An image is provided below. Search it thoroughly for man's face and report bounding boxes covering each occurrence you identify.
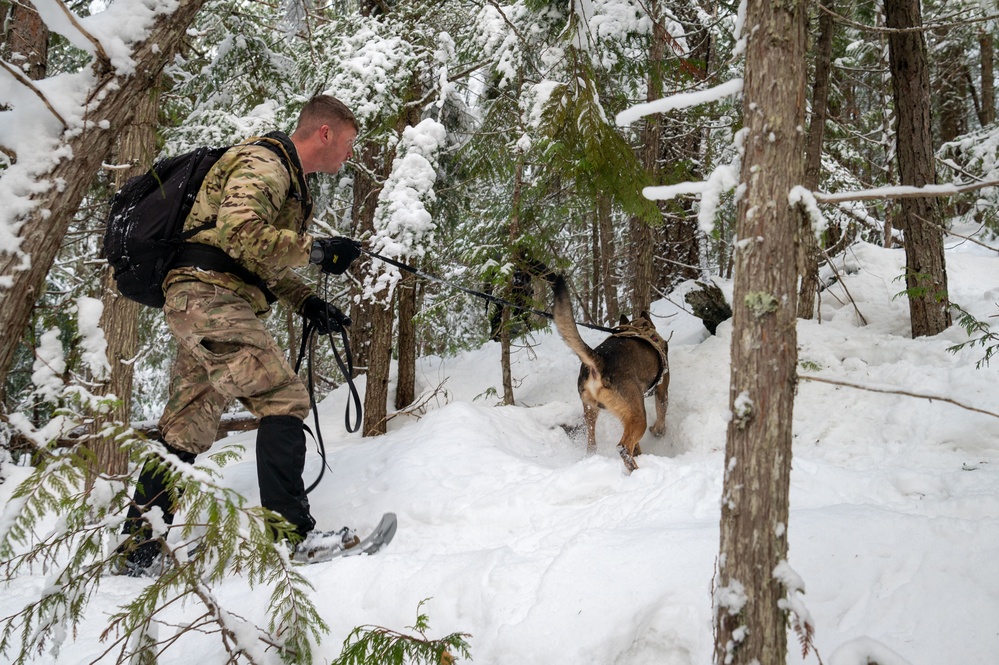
[319,124,357,174]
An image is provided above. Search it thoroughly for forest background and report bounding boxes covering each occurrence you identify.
[2,0,999,664]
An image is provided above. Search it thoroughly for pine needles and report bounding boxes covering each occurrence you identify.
[0,434,326,665]
[331,599,472,665]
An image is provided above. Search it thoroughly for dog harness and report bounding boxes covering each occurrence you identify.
[611,321,669,395]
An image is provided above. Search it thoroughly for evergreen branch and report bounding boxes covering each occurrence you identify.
[331,599,472,665]
[947,303,999,369]
[1,435,329,665]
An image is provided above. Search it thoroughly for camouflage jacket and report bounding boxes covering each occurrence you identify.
[164,132,315,315]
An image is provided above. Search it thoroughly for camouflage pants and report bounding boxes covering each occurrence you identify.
[158,280,310,454]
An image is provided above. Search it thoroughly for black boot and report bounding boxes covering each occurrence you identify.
[256,415,316,540]
[117,441,196,576]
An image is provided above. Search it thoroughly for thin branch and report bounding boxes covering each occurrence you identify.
[53,0,111,64]
[819,243,868,326]
[798,374,999,420]
[813,179,999,204]
[817,3,999,35]
[0,59,68,128]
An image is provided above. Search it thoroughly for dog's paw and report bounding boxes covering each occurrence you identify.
[618,445,639,473]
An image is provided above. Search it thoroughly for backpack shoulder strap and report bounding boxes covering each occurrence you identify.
[239,132,313,222]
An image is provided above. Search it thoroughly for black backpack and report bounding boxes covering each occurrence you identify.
[103,134,301,308]
[103,146,230,307]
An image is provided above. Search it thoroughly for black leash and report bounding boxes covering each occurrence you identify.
[357,247,618,334]
[296,247,614,492]
[295,316,362,493]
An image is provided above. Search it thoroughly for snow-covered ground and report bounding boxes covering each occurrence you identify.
[3,228,999,664]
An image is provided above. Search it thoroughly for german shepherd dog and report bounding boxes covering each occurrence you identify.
[551,276,669,472]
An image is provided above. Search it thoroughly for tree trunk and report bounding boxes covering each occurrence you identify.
[713,1,807,664]
[590,212,601,322]
[91,86,162,478]
[363,297,394,436]
[597,193,619,324]
[798,0,836,319]
[353,139,389,435]
[885,0,951,337]
[394,270,416,410]
[628,0,665,317]
[980,30,995,127]
[349,142,382,379]
[0,0,209,388]
[1,0,47,81]
[655,0,706,295]
[500,151,524,406]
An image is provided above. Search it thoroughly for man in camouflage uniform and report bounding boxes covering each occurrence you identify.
[119,95,363,574]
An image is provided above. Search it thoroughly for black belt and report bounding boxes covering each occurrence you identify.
[173,243,278,304]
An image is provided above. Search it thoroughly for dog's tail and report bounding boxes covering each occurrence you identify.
[551,275,601,371]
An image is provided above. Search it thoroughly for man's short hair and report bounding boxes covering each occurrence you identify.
[296,95,359,136]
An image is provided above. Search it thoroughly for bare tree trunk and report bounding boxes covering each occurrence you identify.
[91,87,162,478]
[655,0,706,295]
[0,0,47,408]
[885,0,951,337]
[353,139,390,435]
[590,212,601,322]
[0,0,209,387]
[597,193,619,324]
[363,297,394,436]
[499,306,513,405]
[628,0,665,317]
[980,30,995,127]
[1,0,47,81]
[798,0,836,319]
[359,66,424,434]
[713,0,807,663]
[349,142,382,379]
[500,152,524,406]
[394,270,416,410]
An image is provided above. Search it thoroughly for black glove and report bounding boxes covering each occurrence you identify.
[310,237,361,274]
[300,296,351,335]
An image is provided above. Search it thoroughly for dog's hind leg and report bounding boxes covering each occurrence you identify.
[649,377,669,438]
[615,401,648,473]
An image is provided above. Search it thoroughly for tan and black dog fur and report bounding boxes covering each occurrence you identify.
[551,276,669,473]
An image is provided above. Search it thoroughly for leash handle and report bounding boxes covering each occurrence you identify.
[295,318,363,494]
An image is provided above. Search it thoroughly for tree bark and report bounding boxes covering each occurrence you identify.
[349,142,382,379]
[713,1,807,664]
[798,0,836,319]
[885,0,951,337]
[394,270,416,410]
[500,150,525,406]
[597,193,619,324]
[1,0,48,81]
[91,86,162,478]
[980,30,995,127]
[363,296,394,436]
[0,0,209,388]
[353,140,389,435]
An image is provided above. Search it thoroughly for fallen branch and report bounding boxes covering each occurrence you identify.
[798,373,999,420]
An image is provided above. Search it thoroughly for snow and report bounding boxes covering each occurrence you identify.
[3,226,999,664]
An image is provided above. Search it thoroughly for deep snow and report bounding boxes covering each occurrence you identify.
[2,228,999,664]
